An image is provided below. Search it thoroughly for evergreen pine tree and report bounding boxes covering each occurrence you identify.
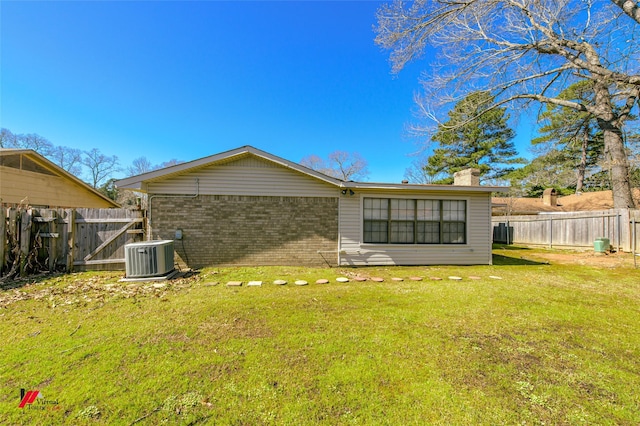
[425,91,523,184]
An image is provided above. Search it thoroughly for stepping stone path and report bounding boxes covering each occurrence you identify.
[219,275,495,287]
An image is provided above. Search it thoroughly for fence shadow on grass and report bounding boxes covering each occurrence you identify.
[0,272,70,291]
[492,253,549,266]
[492,244,535,251]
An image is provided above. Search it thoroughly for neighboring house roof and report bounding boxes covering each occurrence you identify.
[115,145,503,193]
[0,148,120,208]
[492,189,640,215]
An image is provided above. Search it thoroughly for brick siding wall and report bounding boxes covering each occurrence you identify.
[151,195,339,267]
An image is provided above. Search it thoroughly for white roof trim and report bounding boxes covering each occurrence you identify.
[114,145,344,190]
[342,181,505,193]
[113,145,507,193]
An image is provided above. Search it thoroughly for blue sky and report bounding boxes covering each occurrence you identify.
[1,0,536,183]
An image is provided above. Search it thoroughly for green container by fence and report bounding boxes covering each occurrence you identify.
[594,238,610,253]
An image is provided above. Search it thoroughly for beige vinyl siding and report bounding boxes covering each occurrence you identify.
[0,166,115,208]
[147,157,337,197]
[338,189,493,265]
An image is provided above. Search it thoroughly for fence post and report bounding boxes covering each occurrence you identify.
[48,210,58,271]
[20,209,32,276]
[633,216,637,268]
[621,209,630,252]
[616,210,621,252]
[549,217,553,248]
[0,208,6,274]
[67,209,76,272]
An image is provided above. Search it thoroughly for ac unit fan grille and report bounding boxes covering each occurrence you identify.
[125,240,174,278]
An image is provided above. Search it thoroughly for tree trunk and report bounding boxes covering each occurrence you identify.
[598,120,636,208]
[592,82,636,209]
[576,128,588,193]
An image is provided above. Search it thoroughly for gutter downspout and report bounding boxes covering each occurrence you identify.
[336,182,354,266]
[147,178,199,240]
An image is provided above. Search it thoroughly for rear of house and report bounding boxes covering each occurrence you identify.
[115,146,499,268]
[338,185,494,266]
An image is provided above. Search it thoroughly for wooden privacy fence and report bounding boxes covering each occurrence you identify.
[492,208,640,253]
[1,208,145,278]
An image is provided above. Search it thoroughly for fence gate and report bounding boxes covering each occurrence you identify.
[71,208,145,271]
[1,208,145,276]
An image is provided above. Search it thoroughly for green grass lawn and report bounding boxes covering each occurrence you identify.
[1,247,639,425]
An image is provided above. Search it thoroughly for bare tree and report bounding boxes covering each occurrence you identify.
[127,156,184,177]
[2,128,81,175]
[19,133,54,157]
[301,151,369,181]
[158,159,182,168]
[300,154,331,175]
[49,145,83,176]
[127,156,154,177]
[82,148,120,188]
[328,151,369,181]
[0,129,54,157]
[404,156,447,183]
[376,0,640,208]
[121,156,184,209]
[0,128,18,147]
[611,0,640,23]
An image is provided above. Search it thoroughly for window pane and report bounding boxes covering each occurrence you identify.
[364,220,388,243]
[364,198,388,220]
[443,222,465,244]
[390,221,414,243]
[443,200,466,221]
[390,199,415,220]
[364,198,466,245]
[417,222,440,243]
[417,200,440,220]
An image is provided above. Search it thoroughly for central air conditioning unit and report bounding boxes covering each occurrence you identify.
[125,240,175,278]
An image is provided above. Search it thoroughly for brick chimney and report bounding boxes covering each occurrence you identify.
[542,188,558,206]
[453,168,480,186]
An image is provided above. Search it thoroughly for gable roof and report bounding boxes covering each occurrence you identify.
[0,148,120,208]
[115,145,344,190]
[115,145,504,193]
